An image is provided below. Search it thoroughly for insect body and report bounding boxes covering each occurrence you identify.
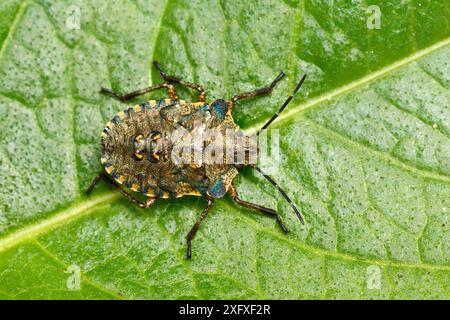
[87,61,307,258]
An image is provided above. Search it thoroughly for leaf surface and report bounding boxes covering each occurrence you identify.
[0,0,449,299]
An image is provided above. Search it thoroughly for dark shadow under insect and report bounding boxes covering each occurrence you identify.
[86,61,307,259]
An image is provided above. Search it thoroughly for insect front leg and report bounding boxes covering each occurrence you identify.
[85,173,156,208]
[186,197,214,259]
[230,71,286,106]
[228,184,288,234]
[100,82,178,102]
[153,61,206,102]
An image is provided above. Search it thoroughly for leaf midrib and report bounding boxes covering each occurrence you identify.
[33,239,125,300]
[0,193,119,252]
[246,37,450,132]
[1,191,448,273]
[244,36,450,184]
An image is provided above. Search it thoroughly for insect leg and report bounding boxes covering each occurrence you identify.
[100,82,178,102]
[230,71,285,105]
[85,173,156,208]
[153,61,206,102]
[186,197,214,259]
[228,184,289,234]
[85,173,103,195]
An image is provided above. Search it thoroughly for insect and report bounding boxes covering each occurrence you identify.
[86,61,307,258]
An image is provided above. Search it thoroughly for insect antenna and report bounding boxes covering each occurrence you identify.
[254,165,305,225]
[256,74,307,136]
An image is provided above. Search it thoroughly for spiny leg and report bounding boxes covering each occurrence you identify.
[230,71,286,106]
[228,184,288,233]
[186,197,214,259]
[100,82,178,102]
[85,173,156,208]
[153,61,206,102]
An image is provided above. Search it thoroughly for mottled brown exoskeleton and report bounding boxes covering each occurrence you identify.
[87,61,307,258]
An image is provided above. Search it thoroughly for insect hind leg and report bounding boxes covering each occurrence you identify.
[186,197,214,259]
[100,82,178,102]
[85,173,156,209]
[229,184,288,234]
[153,61,206,102]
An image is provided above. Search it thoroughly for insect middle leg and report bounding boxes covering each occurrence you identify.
[153,61,206,102]
[228,184,288,233]
[100,82,178,102]
[230,71,286,105]
[186,197,214,259]
[86,173,156,208]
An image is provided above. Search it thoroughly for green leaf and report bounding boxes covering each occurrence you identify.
[0,0,449,299]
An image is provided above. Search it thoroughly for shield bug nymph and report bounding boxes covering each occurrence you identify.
[86,61,307,258]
